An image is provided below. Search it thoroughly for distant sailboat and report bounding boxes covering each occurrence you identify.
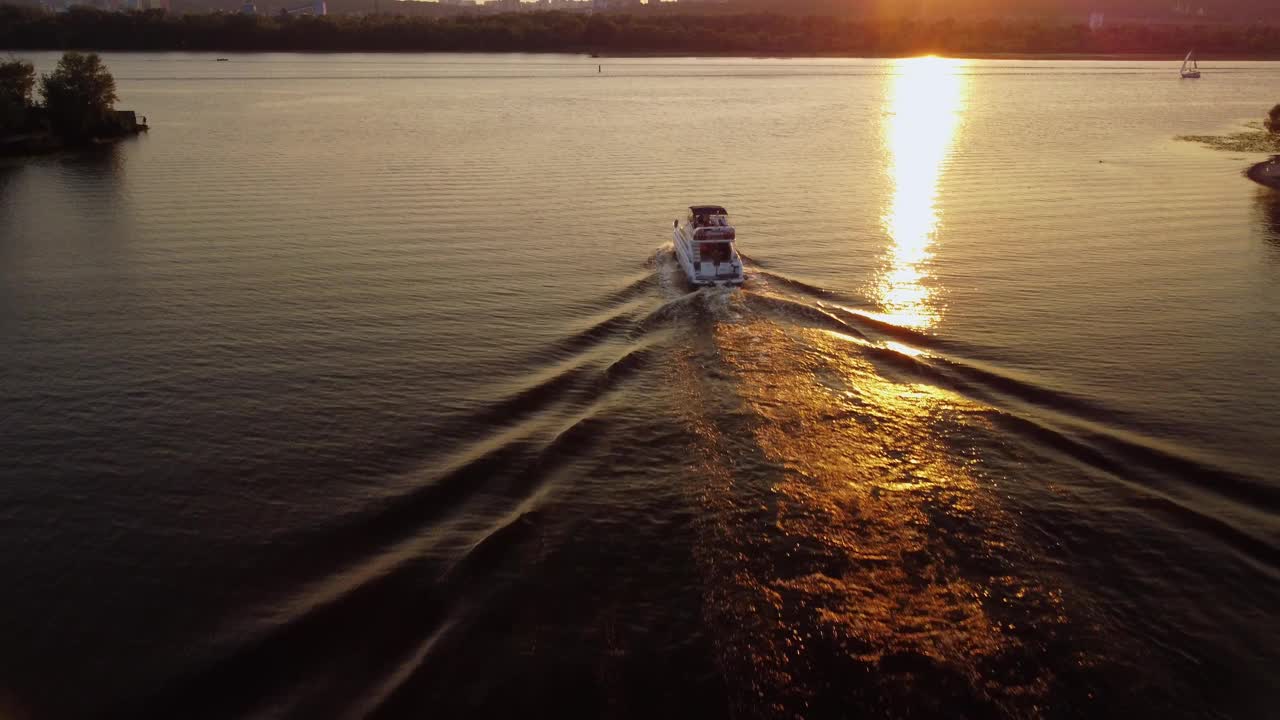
[1180,50,1201,79]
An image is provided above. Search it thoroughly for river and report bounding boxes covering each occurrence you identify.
[1,53,1278,719]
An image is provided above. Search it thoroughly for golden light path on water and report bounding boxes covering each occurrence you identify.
[876,56,968,330]
[691,316,1070,715]
[685,61,1077,707]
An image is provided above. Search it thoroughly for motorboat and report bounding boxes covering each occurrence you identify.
[673,205,745,287]
[1180,50,1201,79]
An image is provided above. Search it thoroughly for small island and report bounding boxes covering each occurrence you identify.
[1,52,146,158]
[1178,103,1280,190]
[1247,105,1280,190]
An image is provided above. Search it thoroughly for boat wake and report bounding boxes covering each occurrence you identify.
[125,247,1280,720]
[669,251,1278,717]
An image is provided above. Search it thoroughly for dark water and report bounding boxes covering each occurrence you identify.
[2,54,1279,719]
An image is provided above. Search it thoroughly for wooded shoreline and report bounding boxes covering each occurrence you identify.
[3,5,1280,57]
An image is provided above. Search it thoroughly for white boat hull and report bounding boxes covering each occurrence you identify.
[673,228,744,287]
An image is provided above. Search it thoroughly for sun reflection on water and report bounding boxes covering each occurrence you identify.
[876,56,967,330]
[696,319,1068,713]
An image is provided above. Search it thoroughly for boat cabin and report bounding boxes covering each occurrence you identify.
[686,205,735,241]
[688,205,729,227]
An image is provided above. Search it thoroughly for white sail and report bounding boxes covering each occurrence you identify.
[1180,50,1200,78]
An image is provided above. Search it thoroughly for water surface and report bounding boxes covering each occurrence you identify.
[2,54,1278,719]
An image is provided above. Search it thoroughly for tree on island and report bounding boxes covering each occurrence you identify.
[1267,104,1280,135]
[0,52,140,155]
[0,57,35,133]
[40,52,118,141]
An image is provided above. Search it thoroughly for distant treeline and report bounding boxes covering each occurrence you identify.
[2,5,1279,56]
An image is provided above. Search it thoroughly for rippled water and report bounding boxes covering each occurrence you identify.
[2,54,1278,719]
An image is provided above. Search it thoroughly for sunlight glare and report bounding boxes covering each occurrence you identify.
[875,56,967,330]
